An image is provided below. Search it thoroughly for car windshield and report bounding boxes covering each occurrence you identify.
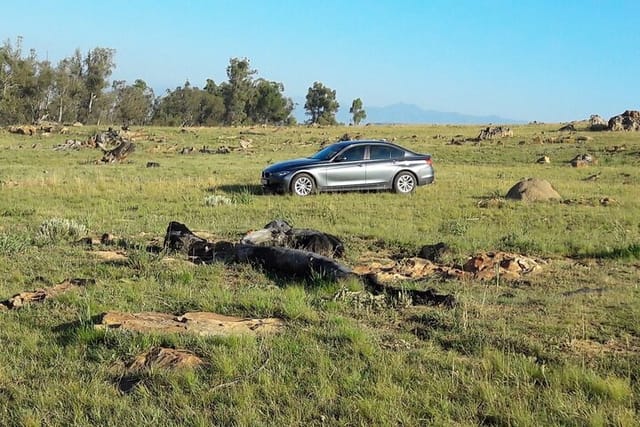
[308,142,350,161]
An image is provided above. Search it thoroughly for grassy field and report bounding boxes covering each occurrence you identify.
[0,123,639,426]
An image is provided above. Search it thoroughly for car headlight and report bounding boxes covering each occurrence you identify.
[273,170,291,177]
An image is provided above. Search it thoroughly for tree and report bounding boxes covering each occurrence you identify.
[349,98,366,125]
[50,50,84,123]
[111,79,155,126]
[80,47,116,123]
[304,81,339,125]
[247,79,293,125]
[199,79,225,125]
[220,57,256,125]
[0,38,55,124]
[152,81,199,126]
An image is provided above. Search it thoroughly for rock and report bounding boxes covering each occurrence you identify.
[234,244,352,281]
[505,178,561,202]
[418,242,450,262]
[570,154,596,167]
[96,311,285,336]
[1,278,94,310]
[536,156,550,164]
[126,347,205,372]
[608,110,640,131]
[241,219,344,258]
[8,125,37,136]
[558,123,576,132]
[589,115,607,131]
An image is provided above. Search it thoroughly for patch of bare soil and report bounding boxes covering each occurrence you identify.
[564,338,640,357]
[90,250,129,262]
[96,311,285,337]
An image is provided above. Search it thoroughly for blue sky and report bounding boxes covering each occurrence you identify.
[2,0,639,122]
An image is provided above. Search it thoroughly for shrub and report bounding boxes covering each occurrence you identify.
[204,195,233,206]
[35,218,87,244]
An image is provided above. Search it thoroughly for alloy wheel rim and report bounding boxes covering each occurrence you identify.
[397,175,414,192]
[294,177,313,195]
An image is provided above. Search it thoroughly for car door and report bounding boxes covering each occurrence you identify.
[365,144,405,187]
[324,145,367,189]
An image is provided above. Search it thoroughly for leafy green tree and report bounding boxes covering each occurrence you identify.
[304,81,339,125]
[50,50,84,123]
[80,47,116,123]
[0,37,55,124]
[152,81,198,126]
[111,79,155,126]
[247,79,293,125]
[152,80,225,126]
[220,58,256,125]
[199,79,225,125]
[349,98,367,125]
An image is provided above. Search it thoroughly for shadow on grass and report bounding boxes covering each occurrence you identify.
[215,184,264,195]
[573,243,640,260]
[53,315,105,347]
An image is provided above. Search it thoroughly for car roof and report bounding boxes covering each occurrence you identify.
[335,139,411,150]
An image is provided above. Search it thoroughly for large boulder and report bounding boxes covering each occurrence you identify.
[589,114,607,131]
[241,219,344,258]
[505,178,561,202]
[608,110,640,131]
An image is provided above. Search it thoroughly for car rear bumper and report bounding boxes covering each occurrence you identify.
[418,175,435,185]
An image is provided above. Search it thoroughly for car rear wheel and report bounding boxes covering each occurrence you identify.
[291,173,315,196]
[394,172,416,194]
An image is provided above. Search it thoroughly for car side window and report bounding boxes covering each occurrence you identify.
[340,146,366,161]
[370,145,405,160]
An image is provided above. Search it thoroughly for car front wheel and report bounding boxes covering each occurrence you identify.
[291,173,315,196]
[394,172,416,194]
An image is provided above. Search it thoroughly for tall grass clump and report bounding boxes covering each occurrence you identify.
[0,232,30,255]
[231,187,255,205]
[34,218,87,244]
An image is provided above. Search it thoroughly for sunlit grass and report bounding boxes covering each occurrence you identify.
[0,124,638,424]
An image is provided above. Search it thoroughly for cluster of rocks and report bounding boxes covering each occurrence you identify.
[570,153,597,168]
[608,110,640,131]
[476,126,513,140]
[556,110,640,132]
[353,250,541,283]
[6,123,70,136]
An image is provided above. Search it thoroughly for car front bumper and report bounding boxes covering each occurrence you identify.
[261,174,292,193]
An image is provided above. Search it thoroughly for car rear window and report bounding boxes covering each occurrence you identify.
[369,145,405,160]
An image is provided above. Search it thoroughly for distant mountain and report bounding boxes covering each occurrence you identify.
[292,100,521,125]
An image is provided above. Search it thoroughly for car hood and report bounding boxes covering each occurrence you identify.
[264,157,324,173]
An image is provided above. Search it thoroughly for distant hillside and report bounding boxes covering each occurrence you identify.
[293,100,521,125]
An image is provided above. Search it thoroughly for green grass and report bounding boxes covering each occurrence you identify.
[0,123,639,425]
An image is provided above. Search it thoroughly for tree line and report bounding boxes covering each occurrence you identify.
[0,37,367,127]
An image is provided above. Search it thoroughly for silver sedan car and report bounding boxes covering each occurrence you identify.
[261,140,434,196]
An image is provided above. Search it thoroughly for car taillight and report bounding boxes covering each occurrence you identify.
[425,157,433,166]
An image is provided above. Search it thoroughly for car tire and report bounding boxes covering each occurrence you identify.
[393,172,416,194]
[290,173,316,196]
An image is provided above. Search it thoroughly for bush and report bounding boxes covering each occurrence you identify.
[35,218,87,244]
[204,195,233,206]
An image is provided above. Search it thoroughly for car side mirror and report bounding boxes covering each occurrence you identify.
[334,156,347,162]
